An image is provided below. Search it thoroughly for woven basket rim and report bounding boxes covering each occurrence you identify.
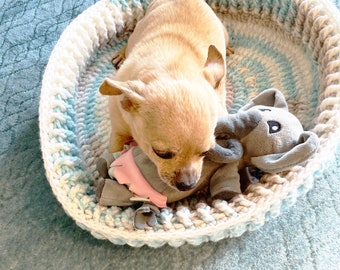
[39,0,340,247]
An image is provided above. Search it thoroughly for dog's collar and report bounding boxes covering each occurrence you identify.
[110,147,167,208]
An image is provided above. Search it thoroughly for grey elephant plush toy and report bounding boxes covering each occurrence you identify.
[207,88,320,200]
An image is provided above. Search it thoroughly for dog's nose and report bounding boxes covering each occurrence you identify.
[176,182,196,191]
[175,168,198,191]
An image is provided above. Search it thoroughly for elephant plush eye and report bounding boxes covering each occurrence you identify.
[267,120,281,134]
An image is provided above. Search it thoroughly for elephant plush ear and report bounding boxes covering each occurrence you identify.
[240,88,288,111]
[250,131,319,174]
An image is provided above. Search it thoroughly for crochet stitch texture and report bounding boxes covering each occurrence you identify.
[39,0,340,247]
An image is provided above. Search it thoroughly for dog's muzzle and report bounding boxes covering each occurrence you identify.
[176,182,196,191]
[175,169,199,191]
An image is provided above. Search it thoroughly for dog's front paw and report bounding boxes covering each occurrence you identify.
[134,203,160,230]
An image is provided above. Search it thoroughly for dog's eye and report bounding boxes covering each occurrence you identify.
[153,148,175,159]
[200,151,209,157]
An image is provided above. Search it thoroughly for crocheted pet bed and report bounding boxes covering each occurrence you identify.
[39,0,340,247]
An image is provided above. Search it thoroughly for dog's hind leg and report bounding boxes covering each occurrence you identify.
[112,45,127,69]
[227,46,234,56]
[222,25,234,56]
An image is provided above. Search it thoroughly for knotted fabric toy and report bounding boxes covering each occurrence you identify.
[96,143,241,229]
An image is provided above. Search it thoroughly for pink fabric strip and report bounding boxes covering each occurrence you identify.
[110,147,167,208]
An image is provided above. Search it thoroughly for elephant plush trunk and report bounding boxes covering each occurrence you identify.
[207,110,261,164]
[207,139,243,163]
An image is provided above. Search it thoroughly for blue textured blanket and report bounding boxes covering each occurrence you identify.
[0,0,339,269]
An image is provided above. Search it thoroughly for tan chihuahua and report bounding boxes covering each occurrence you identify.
[99,0,229,191]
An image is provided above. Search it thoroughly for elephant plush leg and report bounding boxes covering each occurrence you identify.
[210,162,241,201]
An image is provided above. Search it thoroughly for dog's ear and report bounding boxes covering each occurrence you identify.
[203,45,225,89]
[99,78,145,112]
